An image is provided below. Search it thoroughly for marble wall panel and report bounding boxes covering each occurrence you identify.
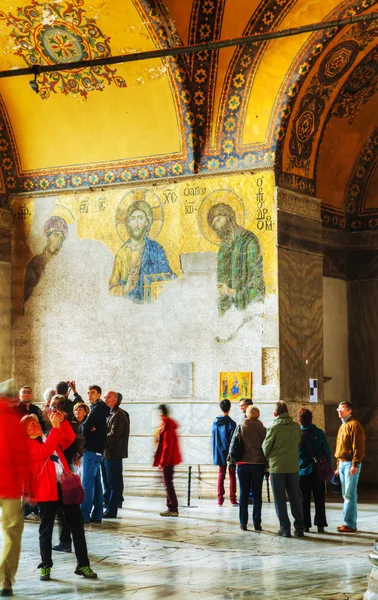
[348,280,378,408]
[323,278,350,405]
[278,247,323,404]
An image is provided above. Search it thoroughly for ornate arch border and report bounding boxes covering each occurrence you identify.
[274,0,378,196]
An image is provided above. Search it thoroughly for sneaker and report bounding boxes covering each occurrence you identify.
[337,525,357,533]
[74,566,98,579]
[52,543,72,553]
[159,511,178,517]
[40,567,51,581]
[24,513,39,522]
[231,501,239,506]
[240,524,247,531]
[277,530,291,538]
[294,529,304,538]
[0,579,13,597]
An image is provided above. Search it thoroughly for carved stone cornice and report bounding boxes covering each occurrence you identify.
[276,188,321,221]
[323,227,378,250]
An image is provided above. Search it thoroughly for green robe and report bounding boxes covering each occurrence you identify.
[217,227,265,314]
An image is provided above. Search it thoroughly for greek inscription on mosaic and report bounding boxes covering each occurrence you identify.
[256,177,274,232]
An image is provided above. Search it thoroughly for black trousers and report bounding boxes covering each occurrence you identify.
[38,484,89,568]
[299,471,327,528]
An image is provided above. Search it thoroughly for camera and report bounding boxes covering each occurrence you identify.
[49,407,57,413]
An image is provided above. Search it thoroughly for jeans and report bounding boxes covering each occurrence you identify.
[81,451,104,522]
[271,473,304,533]
[299,471,327,528]
[217,465,237,504]
[104,459,122,517]
[38,484,89,569]
[339,461,362,529]
[0,499,24,584]
[237,464,265,527]
[162,466,178,512]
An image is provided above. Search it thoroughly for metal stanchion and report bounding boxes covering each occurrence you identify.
[181,465,197,508]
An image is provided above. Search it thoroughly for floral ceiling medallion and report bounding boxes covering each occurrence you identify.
[0,0,127,99]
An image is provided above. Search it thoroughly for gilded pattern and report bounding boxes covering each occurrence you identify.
[0,0,126,99]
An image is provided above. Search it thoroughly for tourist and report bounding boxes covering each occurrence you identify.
[212,399,237,506]
[153,405,182,517]
[80,385,110,524]
[103,390,130,518]
[335,401,365,533]
[22,412,97,581]
[237,405,266,531]
[0,380,30,597]
[298,408,332,533]
[262,401,304,537]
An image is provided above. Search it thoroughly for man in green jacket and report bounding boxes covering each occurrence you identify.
[262,401,304,537]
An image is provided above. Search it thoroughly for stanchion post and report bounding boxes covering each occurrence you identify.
[187,465,192,507]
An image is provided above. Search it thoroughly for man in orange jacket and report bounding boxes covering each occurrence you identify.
[0,380,31,597]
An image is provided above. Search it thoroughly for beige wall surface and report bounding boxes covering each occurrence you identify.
[323,277,349,405]
[0,262,11,382]
[12,172,279,467]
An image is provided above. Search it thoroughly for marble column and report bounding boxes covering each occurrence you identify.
[365,541,378,600]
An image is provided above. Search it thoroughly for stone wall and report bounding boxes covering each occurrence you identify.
[11,172,279,495]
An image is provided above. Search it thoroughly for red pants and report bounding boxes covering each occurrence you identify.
[162,466,178,512]
[218,465,237,504]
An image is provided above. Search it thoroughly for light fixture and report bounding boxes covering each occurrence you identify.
[29,70,39,94]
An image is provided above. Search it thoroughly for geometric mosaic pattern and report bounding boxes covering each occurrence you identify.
[0,0,377,234]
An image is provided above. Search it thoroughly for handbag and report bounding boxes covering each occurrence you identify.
[303,431,334,482]
[313,455,334,482]
[228,425,244,462]
[60,471,85,505]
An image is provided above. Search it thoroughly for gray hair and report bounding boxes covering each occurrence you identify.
[43,387,56,404]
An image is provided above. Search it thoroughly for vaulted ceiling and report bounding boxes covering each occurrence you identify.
[0,0,376,230]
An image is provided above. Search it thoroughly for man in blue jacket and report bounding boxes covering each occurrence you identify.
[212,400,237,506]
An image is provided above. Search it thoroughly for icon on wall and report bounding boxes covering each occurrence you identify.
[219,372,252,401]
[170,362,193,398]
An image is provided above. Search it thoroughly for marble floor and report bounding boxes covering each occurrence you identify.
[2,495,376,599]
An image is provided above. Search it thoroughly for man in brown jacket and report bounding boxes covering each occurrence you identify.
[335,401,365,533]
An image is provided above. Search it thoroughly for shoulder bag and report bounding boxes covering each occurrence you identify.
[303,431,334,482]
[60,470,85,505]
[228,425,244,463]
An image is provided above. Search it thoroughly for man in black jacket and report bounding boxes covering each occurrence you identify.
[80,385,110,524]
[54,381,83,421]
[103,391,130,518]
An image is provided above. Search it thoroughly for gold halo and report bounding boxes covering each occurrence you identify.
[116,189,164,243]
[52,204,76,224]
[197,189,245,246]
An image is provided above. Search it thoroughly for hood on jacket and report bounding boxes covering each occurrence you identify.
[213,415,232,426]
[274,412,294,425]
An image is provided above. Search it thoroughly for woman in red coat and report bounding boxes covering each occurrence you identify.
[153,405,182,517]
[22,412,97,581]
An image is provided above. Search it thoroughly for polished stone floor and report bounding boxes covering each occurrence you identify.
[2,495,376,599]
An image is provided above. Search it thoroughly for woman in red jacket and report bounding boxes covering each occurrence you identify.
[22,412,97,581]
[153,405,182,517]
